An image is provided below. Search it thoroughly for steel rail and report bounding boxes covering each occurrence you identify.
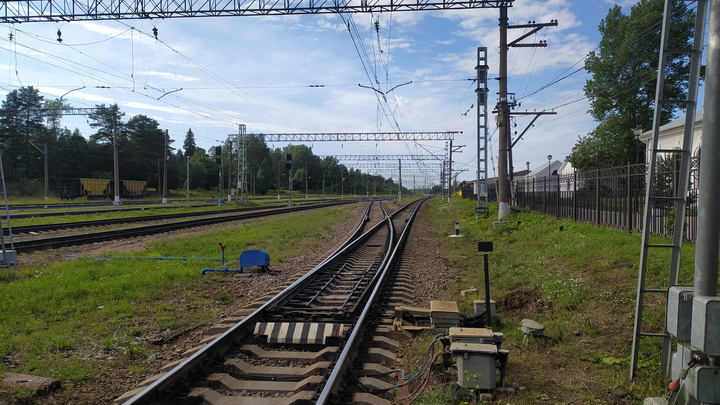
[9,200,354,252]
[5,202,331,235]
[2,198,336,219]
[121,200,387,404]
[316,198,426,403]
[310,200,386,271]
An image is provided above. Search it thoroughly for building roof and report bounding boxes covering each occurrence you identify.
[527,160,562,177]
[638,110,703,142]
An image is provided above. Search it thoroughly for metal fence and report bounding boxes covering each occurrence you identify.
[485,157,700,241]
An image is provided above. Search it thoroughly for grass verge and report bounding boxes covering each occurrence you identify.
[413,197,697,404]
[0,204,357,403]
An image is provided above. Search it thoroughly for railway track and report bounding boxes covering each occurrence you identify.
[8,201,355,253]
[115,198,426,405]
[2,198,338,220]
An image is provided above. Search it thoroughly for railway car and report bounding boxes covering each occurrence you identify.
[58,178,148,200]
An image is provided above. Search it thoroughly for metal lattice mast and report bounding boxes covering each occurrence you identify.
[630,0,707,379]
[476,47,490,216]
[0,151,16,267]
[238,124,248,201]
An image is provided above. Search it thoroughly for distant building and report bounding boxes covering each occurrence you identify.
[638,110,703,158]
[524,160,563,192]
[465,169,531,200]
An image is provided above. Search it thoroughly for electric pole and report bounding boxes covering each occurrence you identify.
[112,113,121,206]
[398,159,402,203]
[227,140,233,202]
[448,142,464,202]
[496,4,557,219]
[162,130,168,204]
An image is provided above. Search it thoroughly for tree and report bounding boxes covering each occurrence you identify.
[125,115,167,183]
[87,104,130,183]
[0,86,46,180]
[88,104,125,144]
[575,0,696,170]
[183,128,196,158]
[43,98,73,134]
[54,128,90,179]
[245,134,272,194]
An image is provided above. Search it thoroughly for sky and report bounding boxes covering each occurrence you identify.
[0,0,647,185]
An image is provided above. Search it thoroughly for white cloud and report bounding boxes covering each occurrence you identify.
[0,2,621,182]
[139,71,202,83]
[75,21,130,38]
[123,101,188,115]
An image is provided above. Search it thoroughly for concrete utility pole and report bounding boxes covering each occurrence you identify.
[43,143,48,201]
[186,156,190,202]
[448,142,464,202]
[496,5,510,218]
[495,4,557,219]
[287,153,292,207]
[448,140,453,202]
[29,141,49,201]
[398,159,402,203]
[162,130,168,204]
[112,113,121,206]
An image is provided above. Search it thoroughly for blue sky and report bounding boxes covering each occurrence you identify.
[0,0,648,184]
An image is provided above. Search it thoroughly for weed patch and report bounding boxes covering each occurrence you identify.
[421,197,690,403]
[0,204,357,403]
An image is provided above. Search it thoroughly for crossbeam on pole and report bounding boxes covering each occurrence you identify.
[262,132,459,142]
[0,0,511,23]
[323,154,443,161]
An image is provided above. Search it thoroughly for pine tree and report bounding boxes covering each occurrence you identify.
[183,128,196,157]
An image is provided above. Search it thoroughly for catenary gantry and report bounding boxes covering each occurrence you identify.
[261,132,459,142]
[0,0,512,23]
[343,163,441,168]
[323,154,442,161]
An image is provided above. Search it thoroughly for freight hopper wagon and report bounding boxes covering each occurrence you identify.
[58,178,148,200]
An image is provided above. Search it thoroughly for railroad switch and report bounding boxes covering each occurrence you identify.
[202,246,272,275]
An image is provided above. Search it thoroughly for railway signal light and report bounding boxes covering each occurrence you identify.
[286,153,292,170]
[214,146,222,164]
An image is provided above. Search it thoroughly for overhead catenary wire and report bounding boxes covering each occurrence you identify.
[0,23,298,137]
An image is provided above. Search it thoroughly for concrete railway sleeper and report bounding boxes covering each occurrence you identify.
[115,198,426,405]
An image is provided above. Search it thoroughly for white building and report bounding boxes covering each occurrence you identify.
[524,160,563,192]
[638,110,703,158]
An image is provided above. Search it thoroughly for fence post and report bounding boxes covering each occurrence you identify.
[627,162,632,233]
[556,173,560,217]
[544,176,548,214]
[532,177,535,209]
[596,167,601,225]
[573,169,578,220]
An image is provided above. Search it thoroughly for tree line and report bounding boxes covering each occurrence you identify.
[575,0,698,171]
[0,86,405,198]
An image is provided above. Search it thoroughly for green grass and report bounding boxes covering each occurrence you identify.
[416,197,699,404]
[0,204,356,397]
[7,197,328,227]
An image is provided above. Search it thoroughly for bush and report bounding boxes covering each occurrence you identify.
[7,179,44,197]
